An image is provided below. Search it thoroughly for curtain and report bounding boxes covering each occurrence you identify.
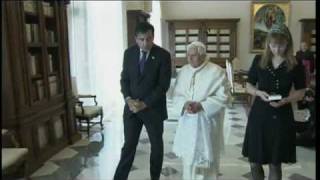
[150,1,162,46]
[67,1,126,122]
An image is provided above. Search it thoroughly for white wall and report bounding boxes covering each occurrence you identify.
[150,1,162,46]
[122,1,128,50]
[290,1,316,53]
[161,1,316,70]
[126,1,152,12]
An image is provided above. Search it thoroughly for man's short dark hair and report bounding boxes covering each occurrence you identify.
[135,22,154,36]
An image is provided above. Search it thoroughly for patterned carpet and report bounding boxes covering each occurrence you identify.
[29,105,315,180]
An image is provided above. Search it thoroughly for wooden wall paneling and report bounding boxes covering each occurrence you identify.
[4,2,29,117]
[2,2,17,128]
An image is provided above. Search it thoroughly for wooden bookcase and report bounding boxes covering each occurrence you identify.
[300,19,316,54]
[2,1,80,174]
[167,19,239,68]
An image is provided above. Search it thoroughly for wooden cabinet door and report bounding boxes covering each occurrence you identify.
[203,19,239,67]
[168,20,202,67]
[168,19,239,68]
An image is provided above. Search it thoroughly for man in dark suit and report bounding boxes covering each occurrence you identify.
[114,22,172,180]
[295,41,315,74]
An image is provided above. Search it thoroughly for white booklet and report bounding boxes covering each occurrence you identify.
[268,94,282,101]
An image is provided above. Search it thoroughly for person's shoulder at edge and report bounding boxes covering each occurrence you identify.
[152,44,171,56]
[178,61,224,75]
[250,54,262,67]
[253,54,262,62]
[208,61,224,71]
[179,63,191,73]
[292,60,305,72]
[174,63,191,81]
[126,44,139,53]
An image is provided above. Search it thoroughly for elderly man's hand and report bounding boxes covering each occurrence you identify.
[184,101,194,113]
[184,101,203,114]
[190,102,203,113]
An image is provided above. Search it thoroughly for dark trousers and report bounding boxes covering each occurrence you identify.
[114,114,164,180]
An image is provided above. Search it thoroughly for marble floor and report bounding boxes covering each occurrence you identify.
[29,104,315,180]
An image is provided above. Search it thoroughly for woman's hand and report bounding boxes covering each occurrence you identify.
[269,98,289,108]
[255,90,270,102]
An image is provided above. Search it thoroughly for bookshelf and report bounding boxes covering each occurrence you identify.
[167,19,239,68]
[2,1,80,175]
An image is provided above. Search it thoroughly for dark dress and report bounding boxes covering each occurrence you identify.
[242,55,306,164]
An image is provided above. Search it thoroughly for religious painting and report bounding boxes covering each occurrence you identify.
[250,1,290,52]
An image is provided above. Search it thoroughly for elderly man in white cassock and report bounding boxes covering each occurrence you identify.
[172,41,230,180]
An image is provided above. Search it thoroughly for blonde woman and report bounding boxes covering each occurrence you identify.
[242,23,306,180]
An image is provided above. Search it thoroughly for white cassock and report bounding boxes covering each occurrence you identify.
[172,60,230,180]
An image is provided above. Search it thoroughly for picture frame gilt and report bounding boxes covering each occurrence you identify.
[250,1,290,53]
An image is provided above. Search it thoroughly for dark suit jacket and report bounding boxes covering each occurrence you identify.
[295,50,315,73]
[120,44,172,121]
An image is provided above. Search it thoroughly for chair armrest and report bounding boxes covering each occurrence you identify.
[75,100,84,105]
[75,101,85,115]
[78,94,96,98]
[2,129,8,135]
[77,94,98,105]
[2,130,20,148]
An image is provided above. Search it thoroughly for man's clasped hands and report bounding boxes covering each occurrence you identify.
[127,98,147,113]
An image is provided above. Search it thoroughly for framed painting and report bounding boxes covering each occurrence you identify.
[250,1,290,53]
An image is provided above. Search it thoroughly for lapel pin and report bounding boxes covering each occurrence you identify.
[151,56,155,60]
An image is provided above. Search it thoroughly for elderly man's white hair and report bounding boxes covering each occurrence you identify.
[187,41,207,57]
